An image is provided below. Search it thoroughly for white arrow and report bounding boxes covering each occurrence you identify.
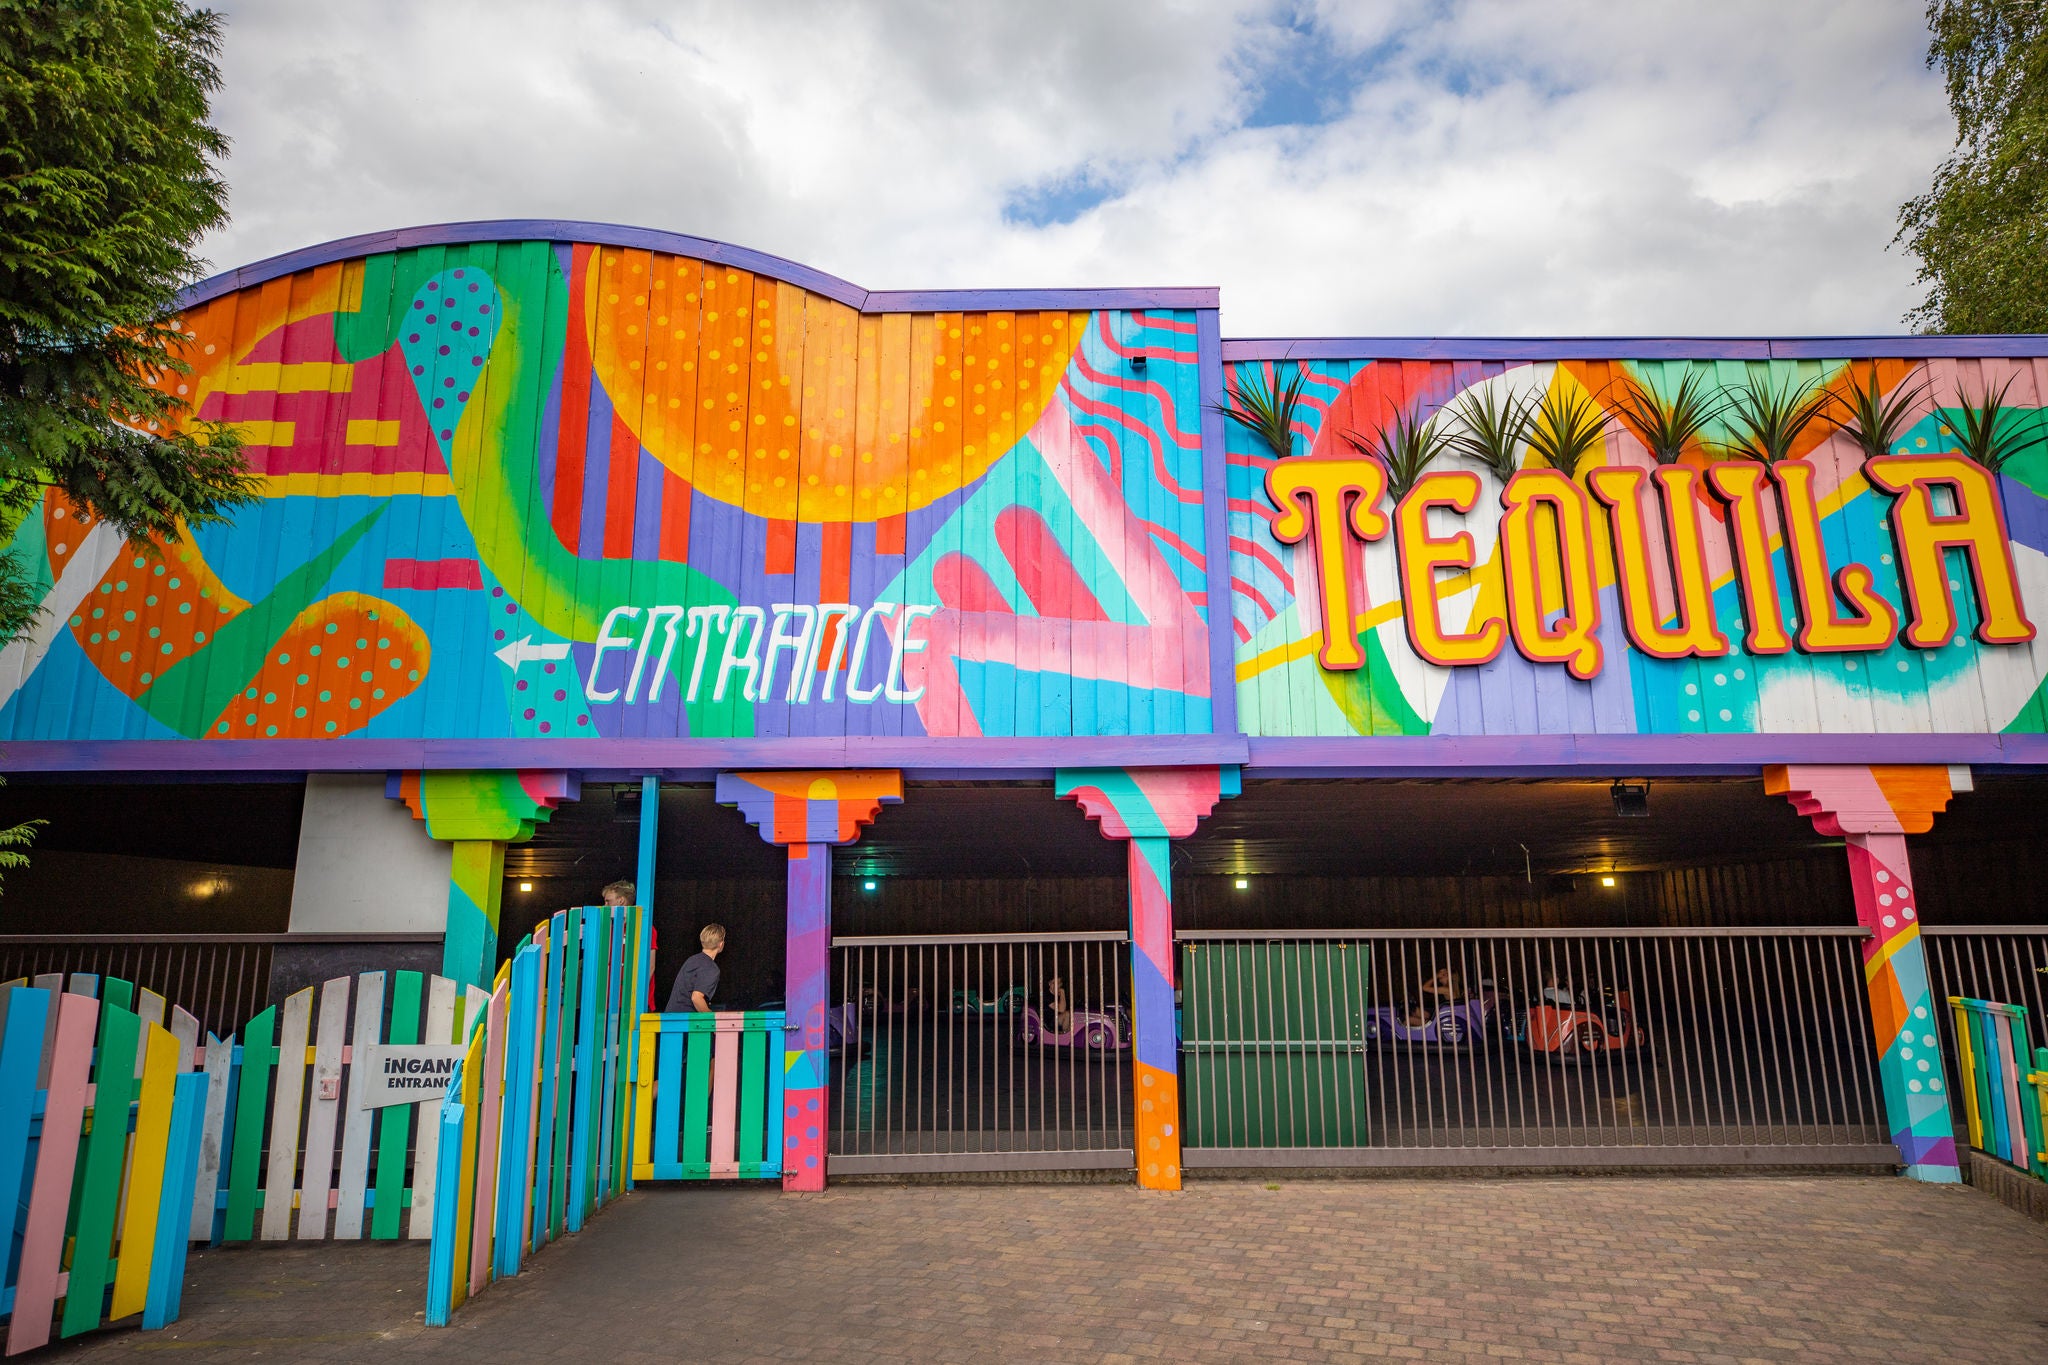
[494,635,573,670]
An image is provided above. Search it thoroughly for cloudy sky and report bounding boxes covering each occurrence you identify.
[202,0,1953,338]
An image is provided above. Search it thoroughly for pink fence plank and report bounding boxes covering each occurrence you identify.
[4,992,97,1357]
[468,982,508,1297]
[709,1028,740,1179]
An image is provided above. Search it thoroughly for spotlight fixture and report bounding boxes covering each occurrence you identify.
[1600,875,1617,888]
[1234,877,1249,890]
[1610,780,1650,817]
[518,881,533,892]
[863,879,878,892]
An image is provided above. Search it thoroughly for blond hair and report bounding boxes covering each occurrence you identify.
[700,923,727,950]
[601,880,634,905]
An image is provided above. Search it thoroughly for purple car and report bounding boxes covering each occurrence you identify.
[1019,1004,1129,1052]
[1364,991,1495,1047]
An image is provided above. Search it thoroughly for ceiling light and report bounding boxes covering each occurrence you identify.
[1234,877,1249,890]
[518,881,533,892]
[1600,875,1617,888]
[863,879,877,892]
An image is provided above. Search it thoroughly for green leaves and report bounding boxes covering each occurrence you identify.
[1611,369,1723,466]
[0,775,40,892]
[1343,406,1452,500]
[1828,364,1933,461]
[0,0,251,644]
[1445,384,1537,483]
[1946,371,2048,471]
[1724,372,1831,465]
[1524,385,1610,479]
[1215,362,1312,461]
[1897,2,2048,332]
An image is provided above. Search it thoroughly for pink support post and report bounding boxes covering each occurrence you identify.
[1767,764,1963,1182]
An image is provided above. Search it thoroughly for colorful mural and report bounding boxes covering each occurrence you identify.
[0,233,1213,745]
[1226,354,2048,740]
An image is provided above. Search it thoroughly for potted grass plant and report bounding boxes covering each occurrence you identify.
[1445,384,1537,483]
[1724,371,1830,464]
[1214,361,1313,461]
[1524,384,1609,479]
[1945,373,2048,474]
[1827,364,1931,461]
[1343,405,1452,499]
[1610,368,1723,466]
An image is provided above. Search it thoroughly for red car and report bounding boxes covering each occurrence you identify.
[1521,988,1648,1060]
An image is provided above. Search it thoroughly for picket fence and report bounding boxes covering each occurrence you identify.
[0,979,208,1355]
[631,1010,786,1181]
[426,904,649,1326]
[1950,996,2048,1178]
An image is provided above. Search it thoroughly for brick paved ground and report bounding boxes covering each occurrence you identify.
[33,1176,2048,1363]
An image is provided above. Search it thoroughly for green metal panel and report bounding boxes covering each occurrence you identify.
[1179,941,1372,1148]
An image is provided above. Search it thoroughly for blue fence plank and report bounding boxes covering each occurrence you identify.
[143,1071,209,1330]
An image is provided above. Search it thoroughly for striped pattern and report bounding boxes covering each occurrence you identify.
[426,903,650,1327]
[630,1011,785,1180]
[0,984,208,1354]
[1949,996,2047,1178]
[1226,354,2048,742]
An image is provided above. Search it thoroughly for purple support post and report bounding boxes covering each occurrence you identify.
[716,770,903,1192]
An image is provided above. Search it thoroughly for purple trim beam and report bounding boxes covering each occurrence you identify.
[1247,734,2046,776]
[173,219,1217,318]
[1220,337,2048,362]
[0,735,1253,775]
[1196,306,1237,738]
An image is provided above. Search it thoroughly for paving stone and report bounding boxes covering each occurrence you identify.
[28,1177,2048,1363]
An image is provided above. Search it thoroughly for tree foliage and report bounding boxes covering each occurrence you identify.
[1897,0,2048,333]
[0,0,255,643]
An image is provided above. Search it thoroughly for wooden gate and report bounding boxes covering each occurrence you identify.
[631,1011,786,1181]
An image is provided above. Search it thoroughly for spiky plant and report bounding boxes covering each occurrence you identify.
[0,775,39,893]
[1445,384,1537,483]
[1827,364,1932,461]
[1946,373,2048,474]
[1343,406,1451,500]
[1609,368,1723,466]
[1213,362,1313,461]
[1523,385,1610,479]
[1723,372,1831,465]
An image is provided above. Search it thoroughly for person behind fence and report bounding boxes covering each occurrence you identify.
[664,924,726,1013]
[1406,965,1464,1027]
[601,879,634,907]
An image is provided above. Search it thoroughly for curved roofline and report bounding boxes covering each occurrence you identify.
[172,218,1219,314]
[1221,335,2048,361]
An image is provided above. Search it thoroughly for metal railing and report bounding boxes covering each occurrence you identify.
[0,934,276,1037]
[828,932,1132,1173]
[1923,927,2048,1107]
[1177,928,1894,1169]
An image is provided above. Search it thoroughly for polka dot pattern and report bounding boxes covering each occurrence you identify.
[209,593,429,739]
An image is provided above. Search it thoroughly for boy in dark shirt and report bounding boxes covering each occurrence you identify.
[664,923,726,1012]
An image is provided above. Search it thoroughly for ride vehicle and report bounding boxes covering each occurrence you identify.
[1514,986,1648,1061]
[1363,989,1496,1047]
[1018,1002,1129,1052]
[950,985,1031,1014]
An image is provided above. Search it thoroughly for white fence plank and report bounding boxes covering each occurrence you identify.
[191,1032,234,1241]
[334,970,385,1240]
[296,978,350,1240]
[409,974,459,1238]
[261,987,313,1241]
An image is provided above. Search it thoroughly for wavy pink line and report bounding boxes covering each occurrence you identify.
[1060,378,1203,505]
[1077,321,1201,450]
[1094,312,1200,365]
[1131,310,1199,336]
[1231,534,1294,594]
[1233,576,1279,622]
[1070,413,1123,481]
[1139,518,1206,570]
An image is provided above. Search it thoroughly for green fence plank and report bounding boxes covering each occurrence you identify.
[60,1004,140,1337]
[551,908,580,1240]
[372,971,422,1239]
[681,1030,712,1176]
[224,1007,277,1242]
[738,1029,766,1167]
[101,977,135,1015]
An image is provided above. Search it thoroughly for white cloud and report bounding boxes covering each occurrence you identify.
[202,0,1951,335]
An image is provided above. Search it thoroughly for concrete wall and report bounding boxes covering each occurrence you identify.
[288,773,449,934]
